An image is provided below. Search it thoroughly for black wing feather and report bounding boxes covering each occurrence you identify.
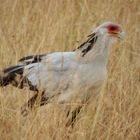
[19,54,46,64]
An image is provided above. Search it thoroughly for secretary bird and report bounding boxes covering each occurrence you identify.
[0,22,124,124]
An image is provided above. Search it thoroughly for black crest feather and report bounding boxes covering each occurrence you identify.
[76,32,98,57]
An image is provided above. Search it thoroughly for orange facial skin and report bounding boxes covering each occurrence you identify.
[107,24,122,34]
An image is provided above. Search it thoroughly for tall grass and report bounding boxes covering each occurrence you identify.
[0,0,139,139]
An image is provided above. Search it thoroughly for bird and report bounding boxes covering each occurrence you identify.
[0,22,125,123]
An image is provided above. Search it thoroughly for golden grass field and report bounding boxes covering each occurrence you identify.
[0,0,140,139]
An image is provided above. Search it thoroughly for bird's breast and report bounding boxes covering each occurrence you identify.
[75,63,107,83]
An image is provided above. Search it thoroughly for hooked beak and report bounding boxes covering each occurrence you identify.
[118,31,125,39]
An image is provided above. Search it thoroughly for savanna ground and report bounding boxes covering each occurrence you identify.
[0,0,140,139]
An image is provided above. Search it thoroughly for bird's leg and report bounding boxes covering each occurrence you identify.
[21,91,49,116]
[66,105,83,127]
[21,92,38,116]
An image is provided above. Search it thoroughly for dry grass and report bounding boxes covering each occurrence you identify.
[0,0,140,139]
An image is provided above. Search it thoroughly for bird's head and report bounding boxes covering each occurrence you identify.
[95,22,125,43]
[76,22,125,58]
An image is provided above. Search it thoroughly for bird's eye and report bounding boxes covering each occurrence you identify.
[109,26,116,31]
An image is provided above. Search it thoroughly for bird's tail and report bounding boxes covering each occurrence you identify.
[0,65,24,88]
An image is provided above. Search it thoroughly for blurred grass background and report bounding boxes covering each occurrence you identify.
[0,0,140,139]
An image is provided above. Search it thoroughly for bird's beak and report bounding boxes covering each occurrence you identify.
[110,31,125,39]
[118,31,125,39]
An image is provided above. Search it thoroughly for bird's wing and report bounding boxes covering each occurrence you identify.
[0,52,76,93]
[24,52,76,91]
